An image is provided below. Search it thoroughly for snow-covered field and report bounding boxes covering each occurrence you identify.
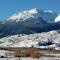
[0,57,60,60]
[0,30,60,49]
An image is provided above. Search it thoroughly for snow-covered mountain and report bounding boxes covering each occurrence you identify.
[0,8,60,38]
[7,8,57,23]
[0,8,60,48]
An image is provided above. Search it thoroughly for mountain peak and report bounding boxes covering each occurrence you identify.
[7,8,57,23]
[28,8,39,13]
[7,8,40,22]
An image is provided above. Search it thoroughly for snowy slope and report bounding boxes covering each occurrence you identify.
[7,8,57,23]
[0,30,60,47]
[55,14,60,22]
[7,8,41,22]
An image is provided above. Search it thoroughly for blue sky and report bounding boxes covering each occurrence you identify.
[0,0,60,20]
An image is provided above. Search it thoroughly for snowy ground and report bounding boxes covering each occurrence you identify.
[0,30,60,47]
[0,57,60,60]
[0,30,60,50]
